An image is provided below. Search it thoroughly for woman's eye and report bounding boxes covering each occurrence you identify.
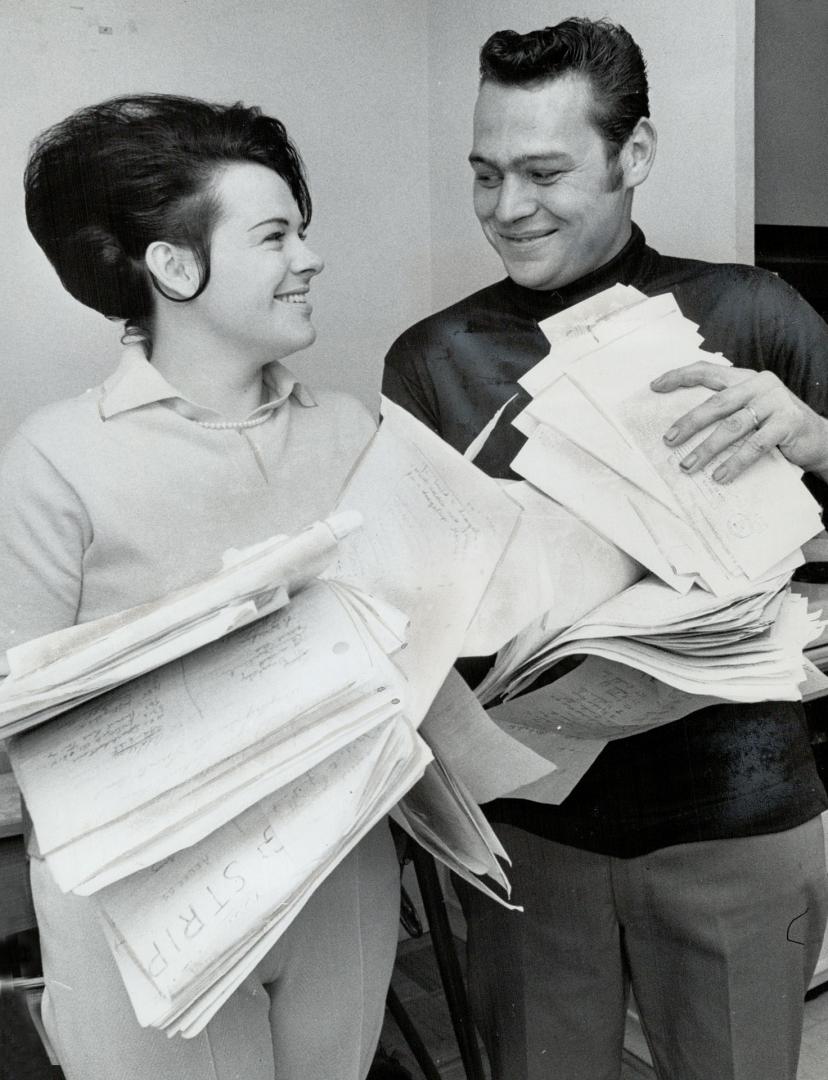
[264,232,285,244]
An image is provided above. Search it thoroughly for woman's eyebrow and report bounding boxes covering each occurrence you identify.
[248,216,290,232]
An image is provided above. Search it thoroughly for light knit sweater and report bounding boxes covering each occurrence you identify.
[0,346,375,662]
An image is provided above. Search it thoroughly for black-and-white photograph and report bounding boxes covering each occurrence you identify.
[1,3,826,1078]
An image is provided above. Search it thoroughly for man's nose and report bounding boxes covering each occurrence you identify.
[493,175,536,224]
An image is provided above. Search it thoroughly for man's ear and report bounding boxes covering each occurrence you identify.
[620,117,657,190]
[144,241,201,300]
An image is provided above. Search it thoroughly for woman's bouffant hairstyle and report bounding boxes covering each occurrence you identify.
[24,94,312,336]
[479,17,649,155]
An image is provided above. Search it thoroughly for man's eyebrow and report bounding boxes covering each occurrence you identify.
[468,152,573,168]
[247,216,290,232]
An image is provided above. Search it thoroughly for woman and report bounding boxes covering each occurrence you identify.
[0,94,399,1080]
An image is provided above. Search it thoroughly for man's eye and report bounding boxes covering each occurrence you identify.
[531,172,561,185]
[474,173,501,188]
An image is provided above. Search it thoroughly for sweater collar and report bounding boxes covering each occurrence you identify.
[501,223,650,320]
[98,344,316,422]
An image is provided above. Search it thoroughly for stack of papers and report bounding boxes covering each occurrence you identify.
[510,285,823,595]
[98,715,429,1037]
[329,398,522,718]
[326,398,533,886]
[459,479,643,657]
[478,569,824,706]
[5,414,534,1035]
[0,515,361,736]
[327,399,645,842]
[332,401,642,666]
[4,520,442,1034]
[325,384,821,816]
[8,578,411,895]
[455,284,826,759]
[414,284,827,813]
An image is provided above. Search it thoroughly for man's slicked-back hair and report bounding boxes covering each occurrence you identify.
[479,17,650,154]
[25,94,312,338]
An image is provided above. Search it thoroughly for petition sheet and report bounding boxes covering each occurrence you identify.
[510,285,823,594]
[10,582,406,891]
[331,397,519,723]
[418,668,555,805]
[461,481,642,657]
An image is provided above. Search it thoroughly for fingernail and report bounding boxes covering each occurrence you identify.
[664,427,678,443]
[679,452,697,471]
[712,464,728,483]
[650,375,666,390]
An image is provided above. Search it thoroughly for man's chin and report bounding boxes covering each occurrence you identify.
[504,262,563,292]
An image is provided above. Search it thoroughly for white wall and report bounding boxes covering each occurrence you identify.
[0,0,430,443]
[1,2,755,444]
[426,0,756,311]
[755,0,828,226]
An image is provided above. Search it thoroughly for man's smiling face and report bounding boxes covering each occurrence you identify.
[470,74,635,291]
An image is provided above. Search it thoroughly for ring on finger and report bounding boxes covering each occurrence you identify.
[744,405,761,431]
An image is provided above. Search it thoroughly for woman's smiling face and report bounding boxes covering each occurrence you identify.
[195,162,324,363]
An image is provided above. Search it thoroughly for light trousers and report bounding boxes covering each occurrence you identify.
[31,820,399,1080]
[455,816,828,1080]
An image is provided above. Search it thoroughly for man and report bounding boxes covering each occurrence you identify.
[383,18,828,1080]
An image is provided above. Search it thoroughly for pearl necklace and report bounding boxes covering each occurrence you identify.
[197,410,274,431]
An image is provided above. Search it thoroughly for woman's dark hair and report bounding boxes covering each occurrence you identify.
[479,17,649,155]
[24,94,312,336]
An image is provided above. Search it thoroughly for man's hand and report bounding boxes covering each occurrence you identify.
[650,361,828,483]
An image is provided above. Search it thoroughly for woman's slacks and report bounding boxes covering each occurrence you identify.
[31,820,399,1080]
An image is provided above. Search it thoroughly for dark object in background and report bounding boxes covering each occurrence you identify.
[367,1045,415,1080]
[755,225,828,324]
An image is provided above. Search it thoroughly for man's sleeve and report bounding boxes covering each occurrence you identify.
[382,328,442,434]
[752,273,828,413]
[756,273,828,513]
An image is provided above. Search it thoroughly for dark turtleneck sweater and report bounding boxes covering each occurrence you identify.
[383,225,828,857]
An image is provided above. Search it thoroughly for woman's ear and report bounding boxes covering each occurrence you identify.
[144,241,201,300]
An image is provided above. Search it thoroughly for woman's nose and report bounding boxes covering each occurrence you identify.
[294,241,324,278]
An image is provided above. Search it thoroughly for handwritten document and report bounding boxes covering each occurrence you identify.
[511,423,695,592]
[491,655,724,741]
[330,397,519,722]
[461,481,642,657]
[0,515,360,735]
[97,716,431,1036]
[472,656,723,805]
[510,287,822,594]
[10,580,409,893]
[418,668,554,806]
[497,587,821,705]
